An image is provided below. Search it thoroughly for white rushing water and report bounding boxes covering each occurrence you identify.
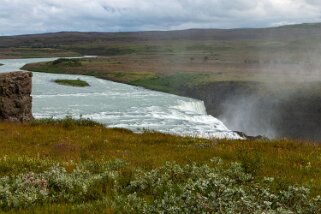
[0,57,241,139]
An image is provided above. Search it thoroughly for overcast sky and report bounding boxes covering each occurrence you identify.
[1,0,321,35]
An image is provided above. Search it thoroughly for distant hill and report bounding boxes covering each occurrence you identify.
[1,22,321,48]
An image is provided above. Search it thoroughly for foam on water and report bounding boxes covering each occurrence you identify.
[0,58,242,140]
[173,100,207,115]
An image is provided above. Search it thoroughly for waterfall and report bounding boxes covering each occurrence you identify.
[173,100,207,115]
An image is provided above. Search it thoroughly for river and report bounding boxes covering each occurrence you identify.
[0,57,241,139]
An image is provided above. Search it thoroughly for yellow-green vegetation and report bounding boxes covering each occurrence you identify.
[53,78,90,87]
[22,56,250,94]
[23,53,321,93]
[0,118,321,212]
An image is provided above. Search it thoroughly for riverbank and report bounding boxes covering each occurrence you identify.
[23,57,321,140]
[0,118,321,212]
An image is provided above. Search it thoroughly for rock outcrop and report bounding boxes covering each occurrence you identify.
[0,71,33,122]
[234,131,268,141]
[181,82,321,141]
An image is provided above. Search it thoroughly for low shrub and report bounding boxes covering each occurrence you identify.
[53,78,90,87]
[0,158,320,213]
[52,58,81,66]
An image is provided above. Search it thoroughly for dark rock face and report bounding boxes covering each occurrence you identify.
[0,71,33,122]
[181,82,321,141]
[234,131,268,141]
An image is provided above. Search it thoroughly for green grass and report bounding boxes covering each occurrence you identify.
[22,57,241,94]
[52,58,82,66]
[0,119,320,212]
[0,119,321,193]
[130,72,213,93]
[53,78,90,87]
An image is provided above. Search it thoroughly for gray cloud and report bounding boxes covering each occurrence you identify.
[1,0,321,35]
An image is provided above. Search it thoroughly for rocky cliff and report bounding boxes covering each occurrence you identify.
[0,71,33,122]
[182,82,321,141]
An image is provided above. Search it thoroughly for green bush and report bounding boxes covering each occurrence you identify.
[0,158,320,213]
[53,78,90,87]
[52,58,81,66]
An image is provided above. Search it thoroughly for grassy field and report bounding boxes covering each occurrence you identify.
[20,56,271,94]
[53,78,90,87]
[0,119,321,212]
[23,50,321,93]
[0,48,80,59]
